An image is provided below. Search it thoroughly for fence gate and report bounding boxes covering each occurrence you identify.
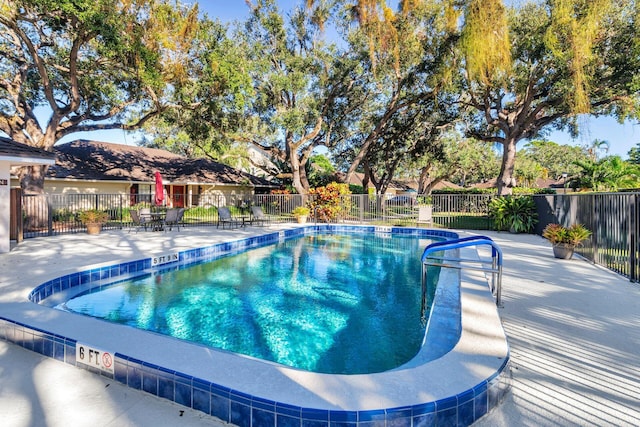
[10,188,23,243]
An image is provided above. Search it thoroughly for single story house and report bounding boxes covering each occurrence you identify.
[11,140,280,208]
[1,137,56,253]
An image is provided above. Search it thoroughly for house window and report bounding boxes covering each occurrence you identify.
[131,184,153,205]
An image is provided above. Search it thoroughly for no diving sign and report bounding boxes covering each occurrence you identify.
[76,343,114,374]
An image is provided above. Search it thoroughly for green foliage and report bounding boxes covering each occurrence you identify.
[545,0,613,114]
[459,1,640,195]
[433,188,495,195]
[52,208,75,222]
[512,187,557,195]
[520,140,587,180]
[628,143,640,165]
[460,0,511,84]
[488,196,538,233]
[2,0,208,194]
[307,154,336,188]
[542,223,592,246]
[571,156,640,191]
[349,184,366,194]
[307,182,351,222]
[431,187,554,195]
[291,206,310,217]
[416,195,432,205]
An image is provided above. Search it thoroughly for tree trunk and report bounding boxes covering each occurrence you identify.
[361,173,369,194]
[285,133,305,195]
[497,138,517,196]
[18,165,48,195]
[16,165,50,229]
[418,166,430,193]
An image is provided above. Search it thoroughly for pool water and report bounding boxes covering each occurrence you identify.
[60,233,440,374]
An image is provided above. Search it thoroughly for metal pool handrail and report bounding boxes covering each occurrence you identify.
[420,236,503,322]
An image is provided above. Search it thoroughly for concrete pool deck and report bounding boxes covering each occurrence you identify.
[0,227,638,426]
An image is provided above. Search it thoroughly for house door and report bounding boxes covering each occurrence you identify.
[130,185,138,206]
[172,186,185,208]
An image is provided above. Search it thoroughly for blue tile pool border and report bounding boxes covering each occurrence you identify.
[3,225,510,427]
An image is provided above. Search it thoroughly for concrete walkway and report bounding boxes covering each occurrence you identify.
[473,231,640,426]
[1,228,639,426]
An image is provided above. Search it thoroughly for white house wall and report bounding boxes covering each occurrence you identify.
[0,161,11,253]
[44,180,131,195]
[198,185,254,208]
[10,178,257,209]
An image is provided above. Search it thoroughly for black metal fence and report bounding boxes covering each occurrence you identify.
[16,191,640,282]
[535,192,640,281]
[19,193,496,237]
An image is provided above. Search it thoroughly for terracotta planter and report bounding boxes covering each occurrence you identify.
[86,223,102,235]
[552,244,575,260]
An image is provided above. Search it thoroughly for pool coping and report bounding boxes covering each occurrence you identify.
[0,225,510,427]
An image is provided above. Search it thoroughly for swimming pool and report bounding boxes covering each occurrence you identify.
[57,233,441,375]
[3,225,510,427]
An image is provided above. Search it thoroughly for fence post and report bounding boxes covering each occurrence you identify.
[10,188,23,243]
[592,194,598,263]
[631,194,637,282]
[46,194,53,236]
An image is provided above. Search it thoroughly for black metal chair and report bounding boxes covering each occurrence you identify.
[163,208,184,232]
[250,206,272,226]
[217,207,242,229]
[129,210,149,232]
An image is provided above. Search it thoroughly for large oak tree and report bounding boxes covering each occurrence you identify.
[0,0,200,192]
[457,0,640,195]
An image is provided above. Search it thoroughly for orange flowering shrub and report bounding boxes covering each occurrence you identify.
[308,183,351,222]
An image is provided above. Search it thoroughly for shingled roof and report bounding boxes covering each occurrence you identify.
[0,137,56,163]
[49,140,277,188]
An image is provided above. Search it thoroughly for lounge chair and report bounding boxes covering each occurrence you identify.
[163,208,184,232]
[217,206,242,229]
[250,206,272,226]
[129,210,149,232]
[416,205,433,227]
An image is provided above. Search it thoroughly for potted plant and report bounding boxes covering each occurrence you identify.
[542,223,592,259]
[78,209,109,235]
[489,195,538,233]
[291,206,310,224]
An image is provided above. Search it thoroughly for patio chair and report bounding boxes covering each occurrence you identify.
[217,206,242,229]
[163,208,184,232]
[250,206,272,227]
[139,207,152,223]
[129,210,149,233]
[416,205,433,227]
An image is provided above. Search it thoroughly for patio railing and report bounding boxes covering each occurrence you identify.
[15,191,640,282]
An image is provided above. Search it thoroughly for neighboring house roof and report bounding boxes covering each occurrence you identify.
[0,137,56,165]
[471,178,497,189]
[402,179,462,191]
[48,140,277,188]
[337,172,412,192]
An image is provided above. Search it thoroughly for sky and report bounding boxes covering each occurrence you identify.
[57,0,640,158]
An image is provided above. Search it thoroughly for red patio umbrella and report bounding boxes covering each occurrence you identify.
[154,171,165,206]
